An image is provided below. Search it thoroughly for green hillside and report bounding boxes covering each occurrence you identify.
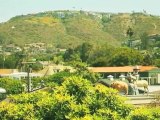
[0,10,160,48]
[103,13,160,40]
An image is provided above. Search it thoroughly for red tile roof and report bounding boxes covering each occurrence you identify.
[88,66,158,73]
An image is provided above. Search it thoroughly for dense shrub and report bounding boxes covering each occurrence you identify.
[0,102,38,120]
[31,62,43,71]
[31,77,45,89]
[128,107,152,120]
[1,76,160,120]
[0,78,23,94]
[45,71,75,85]
[127,107,160,120]
[152,107,160,119]
[0,76,133,120]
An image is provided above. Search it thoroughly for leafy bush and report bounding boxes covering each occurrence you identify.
[152,107,160,119]
[45,71,75,85]
[31,62,43,71]
[31,77,45,89]
[0,102,38,120]
[2,75,159,120]
[0,76,133,120]
[0,78,23,94]
[128,107,152,120]
[127,107,160,120]
[9,91,49,104]
[62,76,92,103]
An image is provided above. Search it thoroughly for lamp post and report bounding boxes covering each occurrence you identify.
[27,65,32,92]
[21,61,35,92]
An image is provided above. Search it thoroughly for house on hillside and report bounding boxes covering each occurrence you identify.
[89,66,160,85]
[4,44,22,52]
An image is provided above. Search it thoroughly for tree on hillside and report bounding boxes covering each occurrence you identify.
[76,42,93,63]
[63,42,94,63]
[101,14,111,23]
[53,56,63,65]
[155,59,160,67]
[1,55,18,69]
[0,34,5,44]
[142,52,154,65]
[88,44,115,67]
[63,48,75,61]
[14,51,27,70]
[140,32,150,50]
[109,47,143,66]
[0,55,5,68]
[126,27,134,48]
[63,48,81,62]
[126,27,134,38]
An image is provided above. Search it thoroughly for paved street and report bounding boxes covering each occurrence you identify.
[126,85,160,105]
[137,85,160,93]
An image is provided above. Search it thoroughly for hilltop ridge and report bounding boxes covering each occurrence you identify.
[0,10,160,48]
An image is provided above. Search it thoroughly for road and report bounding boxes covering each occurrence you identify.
[138,85,160,93]
[125,85,160,106]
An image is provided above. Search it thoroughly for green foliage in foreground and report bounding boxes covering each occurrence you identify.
[128,107,160,120]
[0,78,23,94]
[0,76,160,120]
[46,71,75,85]
[0,76,133,120]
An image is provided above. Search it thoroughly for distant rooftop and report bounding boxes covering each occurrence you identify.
[89,66,158,73]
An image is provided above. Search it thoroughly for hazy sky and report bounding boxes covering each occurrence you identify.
[0,0,160,22]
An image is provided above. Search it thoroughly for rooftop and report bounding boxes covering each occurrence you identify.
[88,66,158,73]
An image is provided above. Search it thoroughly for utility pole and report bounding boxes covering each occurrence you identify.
[27,65,32,92]
[21,62,35,93]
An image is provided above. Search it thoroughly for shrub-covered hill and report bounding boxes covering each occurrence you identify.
[0,10,160,48]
